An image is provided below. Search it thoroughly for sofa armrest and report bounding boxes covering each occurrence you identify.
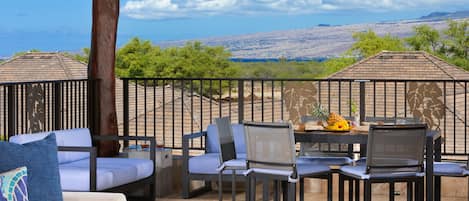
[58,146,98,192]
[92,135,156,163]
[182,131,207,174]
[182,131,207,161]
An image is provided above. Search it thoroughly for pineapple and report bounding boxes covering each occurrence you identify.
[327,112,345,125]
[311,103,328,122]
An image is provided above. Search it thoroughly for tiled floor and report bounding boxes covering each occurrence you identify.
[159,191,467,201]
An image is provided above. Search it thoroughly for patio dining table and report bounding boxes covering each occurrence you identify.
[294,129,442,201]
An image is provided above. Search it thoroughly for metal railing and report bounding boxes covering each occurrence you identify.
[0,79,90,140]
[2,78,467,156]
[120,78,469,156]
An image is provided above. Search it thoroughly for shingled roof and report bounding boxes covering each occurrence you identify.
[0,52,87,82]
[329,51,469,80]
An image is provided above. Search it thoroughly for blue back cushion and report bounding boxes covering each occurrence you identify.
[0,134,63,201]
[206,124,245,153]
[9,128,92,164]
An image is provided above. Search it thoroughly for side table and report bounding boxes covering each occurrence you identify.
[124,148,173,197]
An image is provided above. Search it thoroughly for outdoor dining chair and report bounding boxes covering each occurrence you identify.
[243,121,331,201]
[433,159,469,200]
[299,115,354,201]
[338,124,427,201]
[215,117,246,201]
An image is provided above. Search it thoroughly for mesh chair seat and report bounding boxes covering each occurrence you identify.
[340,165,425,180]
[433,162,467,177]
[245,163,330,182]
[217,159,247,171]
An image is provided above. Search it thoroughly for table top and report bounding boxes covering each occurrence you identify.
[294,128,440,144]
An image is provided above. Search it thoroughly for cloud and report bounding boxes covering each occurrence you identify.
[122,0,467,19]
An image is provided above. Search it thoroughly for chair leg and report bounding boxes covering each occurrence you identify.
[414,181,419,201]
[389,182,395,201]
[414,178,424,201]
[407,181,413,201]
[349,179,354,201]
[418,178,424,201]
[364,180,372,201]
[149,182,156,201]
[282,181,288,201]
[300,178,305,201]
[262,179,269,201]
[355,179,360,201]
[232,170,236,201]
[287,182,296,201]
[182,173,190,198]
[273,180,280,201]
[339,175,345,201]
[219,171,223,201]
[327,174,333,201]
[250,176,257,201]
[245,174,250,201]
[207,181,213,191]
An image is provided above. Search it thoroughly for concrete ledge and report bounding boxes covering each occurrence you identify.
[63,192,127,201]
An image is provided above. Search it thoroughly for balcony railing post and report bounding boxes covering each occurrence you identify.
[53,82,62,130]
[237,80,244,124]
[7,85,16,138]
[123,79,129,148]
[358,81,367,124]
[87,79,100,137]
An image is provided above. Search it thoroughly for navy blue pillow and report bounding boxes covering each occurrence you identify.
[0,134,63,201]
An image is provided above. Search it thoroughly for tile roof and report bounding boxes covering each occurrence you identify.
[0,52,87,82]
[329,51,469,80]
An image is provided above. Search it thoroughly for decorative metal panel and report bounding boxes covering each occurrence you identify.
[407,82,444,130]
[27,84,45,133]
[284,82,318,124]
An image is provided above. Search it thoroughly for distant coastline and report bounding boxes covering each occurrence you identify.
[230,57,328,63]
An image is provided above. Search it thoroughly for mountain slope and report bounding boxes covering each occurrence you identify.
[158,17,468,59]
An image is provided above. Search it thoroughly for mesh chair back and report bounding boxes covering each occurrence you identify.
[366,124,427,174]
[244,121,296,171]
[215,117,236,162]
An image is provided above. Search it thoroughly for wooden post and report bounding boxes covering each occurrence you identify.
[88,0,120,157]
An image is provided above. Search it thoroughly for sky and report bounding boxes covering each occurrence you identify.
[1,0,469,58]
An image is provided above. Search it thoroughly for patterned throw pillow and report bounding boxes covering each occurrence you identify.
[0,167,28,201]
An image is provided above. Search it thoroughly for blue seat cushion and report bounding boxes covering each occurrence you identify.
[298,156,353,166]
[189,153,246,175]
[433,162,466,177]
[206,124,245,153]
[340,165,424,180]
[59,157,153,191]
[9,128,92,164]
[0,134,63,201]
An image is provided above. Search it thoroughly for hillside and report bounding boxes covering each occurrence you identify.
[158,15,468,59]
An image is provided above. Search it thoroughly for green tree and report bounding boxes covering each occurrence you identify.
[13,49,41,56]
[318,57,356,77]
[349,30,406,58]
[442,20,468,59]
[406,25,440,52]
[63,48,90,63]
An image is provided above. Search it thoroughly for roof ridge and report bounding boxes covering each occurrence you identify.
[421,52,459,81]
[55,53,74,79]
[328,51,385,78]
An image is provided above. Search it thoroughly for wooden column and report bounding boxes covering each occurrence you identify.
[88,0,119,157]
